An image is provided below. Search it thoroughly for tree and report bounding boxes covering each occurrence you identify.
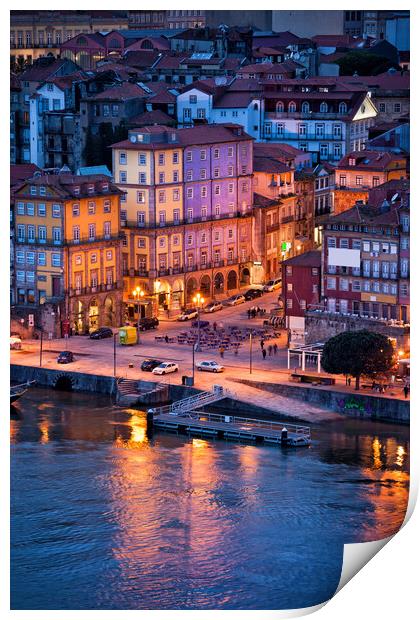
[337,51,400,76]
[321,330,395,390]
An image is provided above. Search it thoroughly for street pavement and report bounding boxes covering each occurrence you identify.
[11,290,408,422]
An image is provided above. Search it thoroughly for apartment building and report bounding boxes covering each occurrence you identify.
[333,150,408,215]
[111,123,254,317]
[321,197,409,322]
[12,173,123,335]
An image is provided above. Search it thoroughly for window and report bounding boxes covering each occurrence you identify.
[276,101,284,114]
[173,209,180,224]
[379,103,386,113]
[159,211,166,226]
[363,241,370,252]
[103,104,110,117]
[138,238,146,249]
[200,168,206,180]
[16,202,25,215]
[119,152,126,165]
[173,151,179,164]
[137,211,145,226]
[201,186,207,198]
[173,189,180,201]
[158,153,165,166]
[356,176,363,186]
[327,237,336,248]
[75,254,82,265]
[138,153,146,165]
[119,171,127,183]
[215,204,221,217]
[104,221,111,238]
[286,298,293,309]
[339,278,349,291]
[189,94,197,104]
[228,166,234,176]
[139,172,146,184]
[173,171,179,183]
[52,204,61,217]
[339,238,349,248]
[394,103,401,113]
[52,227,61,244]
[30,186,36,196]
[187,188,193,199]
[26,251,35,265]
[38,252,46,266]
[38,226,46,243]
[200,150,206,160]
[186,151,192,162]
[187,208,193,221]
[186,170,193,182]
[16,251,24,264]
[338,102,347,114]
[228,183,234,194]
[301,101,310,114]
[88,224,95,241]
[51,253,61,267]
[214,148,220,159]
[26,203,34,216]
[327,277,336,290]
[300,299,307,310]
[320,101,328,113]
[228,146,234,157]
[88,201,96,215]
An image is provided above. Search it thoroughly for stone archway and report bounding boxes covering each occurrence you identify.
[88,298,99,332]
[156,280,171,310]
[186,277,198,303]
[227,270,238,291]
[240,267,251,286]
[103,296,114,327]
[214,272,224,294]
[200,274,211,299]
[73,300,85,334]
[172,279,184,311]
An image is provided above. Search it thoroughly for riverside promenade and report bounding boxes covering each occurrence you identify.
[11,317,409,425]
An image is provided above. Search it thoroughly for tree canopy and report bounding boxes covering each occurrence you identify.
[321,330,395,389]
[337,51,400,76]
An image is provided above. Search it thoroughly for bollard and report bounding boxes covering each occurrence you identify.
[146,408,154,432]
[281,427,288,446]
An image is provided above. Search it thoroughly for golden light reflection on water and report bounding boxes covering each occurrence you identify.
[395,445,406,468]
[38,419,50,444]
[113,412,149,448]
[10,420,19,444]
[372,437,382,469]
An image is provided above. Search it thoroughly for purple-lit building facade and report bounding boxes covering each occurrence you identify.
[112,124,254,316]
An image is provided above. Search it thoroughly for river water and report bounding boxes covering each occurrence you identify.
[10,388,409,610]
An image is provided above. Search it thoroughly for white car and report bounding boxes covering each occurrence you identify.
[152,362,179,375]
[204,301,223,313]
[196,360,225,373]
[263,278,282,292]
[10,336,22,350]
[177,309,199,321]
[226,294,245,306]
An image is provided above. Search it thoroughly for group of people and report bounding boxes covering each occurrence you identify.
[247,307,266,320]
[260,339,278,360]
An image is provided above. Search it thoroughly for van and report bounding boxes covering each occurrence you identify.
[263,277,282,292]
[118,326,138,345]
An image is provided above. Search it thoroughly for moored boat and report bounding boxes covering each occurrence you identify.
[10,381,35,405]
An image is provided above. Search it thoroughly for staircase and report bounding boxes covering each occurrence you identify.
[117,378,140,398]
[154,385,232,417]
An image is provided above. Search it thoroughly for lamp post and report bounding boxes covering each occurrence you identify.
[132,286,145,341]
[249,331,253,375]
[192,292,205,352]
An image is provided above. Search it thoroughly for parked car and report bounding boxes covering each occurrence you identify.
[263,278,282,292]
[204,301,223,313]
[141,359,163,372]
[138,317,159,331]
[196,360,225,373]
[10,336,22,350]
[57,351,74,364]
[226,294,245,306]
[89,327,113,340]
[192,319,210,328]
[152,362,179,375]
[177,309,199,321]
[244,288,264,301]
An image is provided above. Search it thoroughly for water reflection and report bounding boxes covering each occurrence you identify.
[11,389,409,610]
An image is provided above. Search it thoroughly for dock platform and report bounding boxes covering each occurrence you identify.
[151,410,311,447]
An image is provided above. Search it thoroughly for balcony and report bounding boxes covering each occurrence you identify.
[67,233,122,246]
[266,111,346,121]
[122,210,252,230]
[281,215,294,224]
[68,282,121,297]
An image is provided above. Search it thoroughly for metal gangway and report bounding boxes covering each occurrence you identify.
[154,385,231,417]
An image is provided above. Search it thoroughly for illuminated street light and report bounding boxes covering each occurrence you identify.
[132,286,145,340]
[192,293,205,352]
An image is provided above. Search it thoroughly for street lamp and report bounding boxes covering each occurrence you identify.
[192,292,205,352]
[132,286,145,340]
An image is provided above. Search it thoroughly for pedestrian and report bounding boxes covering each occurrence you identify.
[348,377,351,387]
[219,346,225,359]
[234,345,239,356]
[403,385,409,399]
[213,321,217,332]
[268,344,273,356]
[273,343,278,355]
[262,348,267,360]
[260,338,264,349]
[252,308,256,319]
[247,308,251,320]
[165,334,169,343]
